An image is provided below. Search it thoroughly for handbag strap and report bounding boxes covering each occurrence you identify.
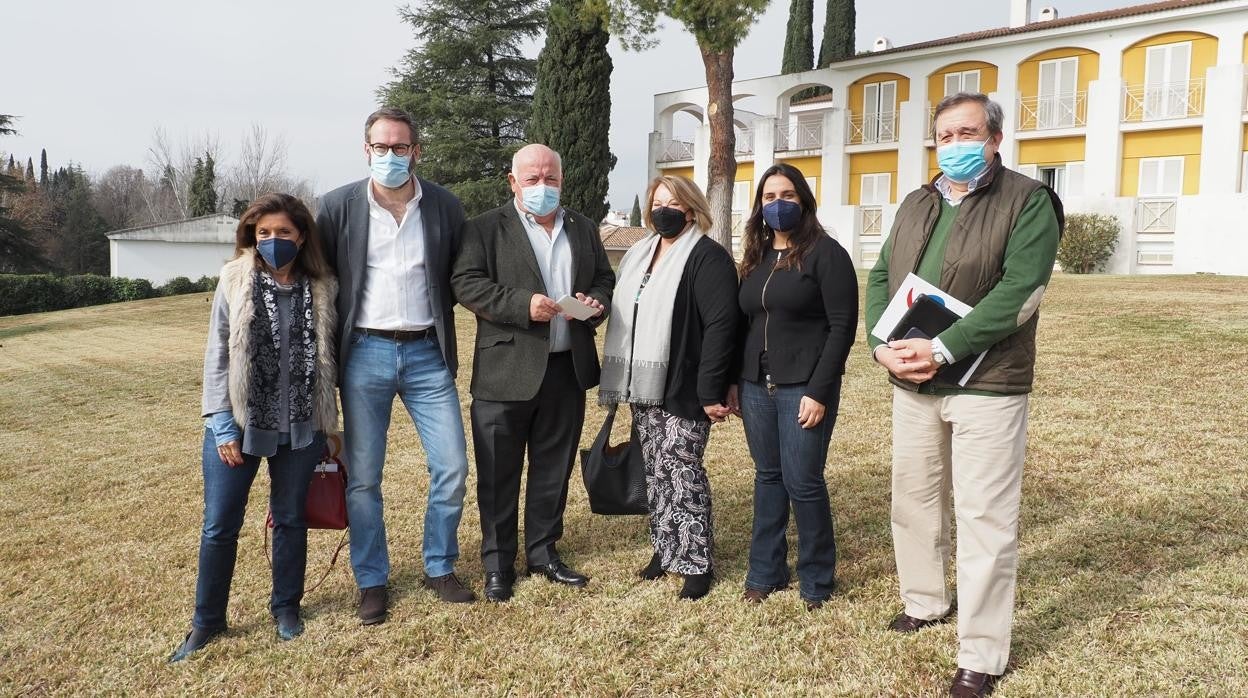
[264,524,350,595]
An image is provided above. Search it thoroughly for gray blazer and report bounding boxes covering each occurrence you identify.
[451,203,615,402]
[315,177,466,381]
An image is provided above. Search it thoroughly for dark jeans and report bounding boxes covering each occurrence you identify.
[192,428,323,630]
[740,379,839,602]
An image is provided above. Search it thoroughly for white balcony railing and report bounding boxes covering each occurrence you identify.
[657,139,695,162]
[1123,79,1205,122]
[735,128,754,156]
[858,205,885,265]
[847,111,898,145]
[776,121,823,151]
[1136,198,1177,233]
[1018,92,1087,130]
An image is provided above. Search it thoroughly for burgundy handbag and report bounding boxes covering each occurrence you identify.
[265,433,349,593]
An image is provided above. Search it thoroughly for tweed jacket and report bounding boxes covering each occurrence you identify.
[451,202,616,402]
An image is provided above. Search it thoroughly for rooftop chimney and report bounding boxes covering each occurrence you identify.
[872,36,894,52]
[1038,6,1059,21]
[1010,0,1032,28]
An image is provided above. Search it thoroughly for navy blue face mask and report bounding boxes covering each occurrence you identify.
[762,199,802,232]
[257,237,300,270]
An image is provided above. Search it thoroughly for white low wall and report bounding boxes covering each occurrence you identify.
[1174,194,1248,276]
[110,240,236,285]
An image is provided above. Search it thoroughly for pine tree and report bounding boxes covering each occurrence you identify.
[379,0,544,216]
[188,153,218,216]
[629,194,642,226]
[817,0,856,67]
[39,148,48,189]
[782,0,814,74]
[0,116,49,272]
[528,0,616,223]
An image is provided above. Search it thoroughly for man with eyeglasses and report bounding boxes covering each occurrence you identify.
[316,107,475,623]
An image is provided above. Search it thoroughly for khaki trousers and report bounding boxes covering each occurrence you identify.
[890,387,1029,675]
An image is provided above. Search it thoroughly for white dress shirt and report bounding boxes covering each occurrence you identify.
[355,177,436,331]
[515,200,572,353]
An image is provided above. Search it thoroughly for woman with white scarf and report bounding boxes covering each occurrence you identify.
[598,175,738,600]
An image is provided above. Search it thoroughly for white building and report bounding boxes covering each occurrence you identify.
[107,214,238,284]
[648,0,1248,275]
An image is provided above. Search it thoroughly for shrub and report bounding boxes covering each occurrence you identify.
[110,277,155,302]
[158,276,197,296]
[1058,212,1121,274]
[61,275,115,308]
[0,274,67,315]
[194,275,219,293]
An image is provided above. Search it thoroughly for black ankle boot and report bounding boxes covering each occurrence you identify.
[678,571,713,600]
[639,552,666,580]
[168,626,222,663]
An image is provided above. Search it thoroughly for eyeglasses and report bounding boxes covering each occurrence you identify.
[368,142,414,157]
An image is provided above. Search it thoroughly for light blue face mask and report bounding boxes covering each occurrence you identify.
[521,183,560,216]
[936,139,990,183]
[370,151,411,189]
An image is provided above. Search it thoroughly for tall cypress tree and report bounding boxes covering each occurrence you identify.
[629,194,642,226]
[781,0,814,74]
[25,157,34,183]
[379,0,544,216]
[818,0,856,67]
[39,148,48,188]
[529,0,616,223]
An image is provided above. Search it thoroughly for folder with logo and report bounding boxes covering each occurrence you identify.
[870,273,985,387]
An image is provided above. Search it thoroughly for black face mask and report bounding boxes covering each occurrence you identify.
[651,206,689,238]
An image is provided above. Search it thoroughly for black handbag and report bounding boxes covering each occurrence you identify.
[580,403,648,515]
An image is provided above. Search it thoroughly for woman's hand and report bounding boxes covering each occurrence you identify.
[703,403,731,424]
[796,396,826,429]
[725,384,740,416]
[217,440,244,467]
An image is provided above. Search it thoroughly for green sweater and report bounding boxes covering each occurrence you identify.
[865,188,1059,396]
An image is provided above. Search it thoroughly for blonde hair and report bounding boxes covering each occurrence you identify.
[642,175,714,232]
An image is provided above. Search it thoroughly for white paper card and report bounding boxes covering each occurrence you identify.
[869,273,974,342]
[314,461,339,473]
[556,295,597,321]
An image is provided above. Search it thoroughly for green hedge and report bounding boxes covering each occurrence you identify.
[0,274,216,316]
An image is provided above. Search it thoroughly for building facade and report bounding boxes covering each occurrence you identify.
[648,0,1248,274]
[107,214,238,284]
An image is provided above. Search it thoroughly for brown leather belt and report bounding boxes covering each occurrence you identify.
[355,327,436,341]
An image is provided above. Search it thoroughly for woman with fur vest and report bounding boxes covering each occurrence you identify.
[170,193,339,662]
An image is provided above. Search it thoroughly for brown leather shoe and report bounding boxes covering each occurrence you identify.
[422,572,477,603]
[950,668,1000,697]
[357,585,388,625]
[888,609,951,633]
[742,583,787,603]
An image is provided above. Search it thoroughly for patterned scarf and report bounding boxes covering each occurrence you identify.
[246,270,316,432]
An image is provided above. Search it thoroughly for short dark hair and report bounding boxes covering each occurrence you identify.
[364,107,419,145]
[931,92,1004,139]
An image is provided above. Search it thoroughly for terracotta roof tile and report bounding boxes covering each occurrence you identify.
[599,225,651,249]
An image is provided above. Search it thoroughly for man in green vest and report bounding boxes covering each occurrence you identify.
[865,92,1063,698]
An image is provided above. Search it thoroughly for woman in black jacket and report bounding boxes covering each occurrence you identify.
[730,163,858,610]
[598,175,738,600]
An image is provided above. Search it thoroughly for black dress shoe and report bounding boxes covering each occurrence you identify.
[638,552,666,580]
[526,561,589,588]
[950,668,1001,697]
[484,570,517,602]
[678,571,713,600]
[357,585,388,625]
[888,607,953,633]
[168,626,223,663]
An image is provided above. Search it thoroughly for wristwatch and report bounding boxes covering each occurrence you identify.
[931,345,949,366]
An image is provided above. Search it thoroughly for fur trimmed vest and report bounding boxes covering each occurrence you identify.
[218,250,339,433]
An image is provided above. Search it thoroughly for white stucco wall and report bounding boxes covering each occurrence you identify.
[109,240,235,285]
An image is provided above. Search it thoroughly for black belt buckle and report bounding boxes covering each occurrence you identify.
[765,374,776,397]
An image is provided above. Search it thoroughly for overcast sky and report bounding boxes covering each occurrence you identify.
[2,0,1128,212]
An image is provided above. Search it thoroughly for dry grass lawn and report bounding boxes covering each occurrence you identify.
[1,274,1246,696]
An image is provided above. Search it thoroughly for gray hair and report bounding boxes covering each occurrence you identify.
[931,92,1004,140]
[365,107,419,145]
[511,144,563,175]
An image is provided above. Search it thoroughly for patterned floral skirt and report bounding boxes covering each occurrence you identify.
[632,405,714,575]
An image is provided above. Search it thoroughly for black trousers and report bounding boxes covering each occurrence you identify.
[471,352,585,573]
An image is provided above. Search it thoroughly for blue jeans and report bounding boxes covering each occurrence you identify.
[341,331,469,587]
[193,428,323,630]
[740,379,839,602]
